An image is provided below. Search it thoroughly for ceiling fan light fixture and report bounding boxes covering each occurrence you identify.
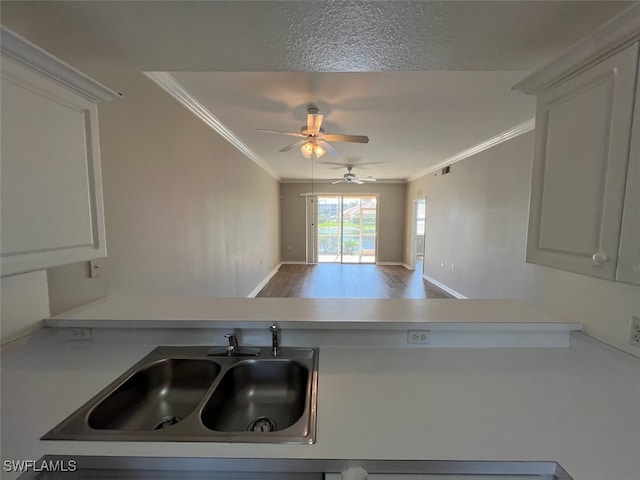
[313,144,326,158]
[258,107,368,161]
[301,141,314,158]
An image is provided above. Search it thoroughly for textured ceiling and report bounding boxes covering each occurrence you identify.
[1,1,631,71]
[0,1,633,180]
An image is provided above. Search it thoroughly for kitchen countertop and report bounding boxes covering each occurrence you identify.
[46,297,581,331]
[1,326,639,480]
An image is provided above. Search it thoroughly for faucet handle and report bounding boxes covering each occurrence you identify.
[225,333,238,347]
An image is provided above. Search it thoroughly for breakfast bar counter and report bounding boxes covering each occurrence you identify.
[1,298,638,480]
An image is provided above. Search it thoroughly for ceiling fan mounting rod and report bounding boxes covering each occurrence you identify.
[301,126,324,136]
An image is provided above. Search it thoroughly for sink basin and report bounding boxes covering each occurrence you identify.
[201,359,308,433]
[89,358,221,431]
[43,346,318,444]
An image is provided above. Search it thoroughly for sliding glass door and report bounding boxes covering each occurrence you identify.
[317,195,377,263]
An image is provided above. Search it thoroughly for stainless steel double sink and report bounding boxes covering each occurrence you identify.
[42,346,318,444]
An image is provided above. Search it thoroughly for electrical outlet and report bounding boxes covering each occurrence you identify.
[69,328,92,341]
[408,330,431,345]
[89,260,100,278]
[629,316,640,347]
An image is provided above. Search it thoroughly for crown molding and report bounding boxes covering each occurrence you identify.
[144,72,279,181]
[407,118,535,182]
[513,3,640,95]
[1,27,121,103]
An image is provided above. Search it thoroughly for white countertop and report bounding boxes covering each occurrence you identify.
[1,328,639,480]
[46,297,581,331]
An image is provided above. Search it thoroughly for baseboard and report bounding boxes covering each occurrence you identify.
[247,263,282,298]
[280,260,307,265]
[370,262,414,270]
[422,274,467,299]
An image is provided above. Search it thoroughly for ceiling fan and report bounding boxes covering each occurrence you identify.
[332,166,377,185]
[257,107,369,159]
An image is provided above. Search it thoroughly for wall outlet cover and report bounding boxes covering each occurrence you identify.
[89,260,100,278]
[69,327,92,341]
[407,330,431,345]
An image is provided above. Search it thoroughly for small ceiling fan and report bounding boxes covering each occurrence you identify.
[257,107,369,159]
[332,166,377,185]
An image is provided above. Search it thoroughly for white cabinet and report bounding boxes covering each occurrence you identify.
[525,43,638,281]
[514,3,640,286]
[617,74,640,285]
[0,28,119,277]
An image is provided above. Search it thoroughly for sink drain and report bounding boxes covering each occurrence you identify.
[247,417,277,432]
[153,416,182,430]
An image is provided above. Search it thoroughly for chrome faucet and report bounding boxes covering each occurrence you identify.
[225,333,239,356]
[270,324,279,357]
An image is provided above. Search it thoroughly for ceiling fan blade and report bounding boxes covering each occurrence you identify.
[257,129,305,138]
[279,139,307,152]
[331,179,345,184]
[317,140,340,155]
[307,113,323,135]
[317,162,354,169]
[323,134,369,144]
[352,179,364,185]
[318,161,381,169]
[358,177,377,182]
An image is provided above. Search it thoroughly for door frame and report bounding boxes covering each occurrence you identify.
[313,194,379,264]
[305,195,317,264]
[409,197,426,271]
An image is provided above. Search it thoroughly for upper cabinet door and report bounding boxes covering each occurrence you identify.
[527,43,639,280]
[0,28,119,277]
[1,56,105,276]
[617,70,640,285]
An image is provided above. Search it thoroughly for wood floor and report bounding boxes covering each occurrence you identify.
[256,263,452,298]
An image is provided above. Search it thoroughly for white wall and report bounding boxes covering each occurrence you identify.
[541,268,640,357]
[47,72,280,312]
[0,271,50,344]
[47,262,106,316]
[406,130,640,357]
[406,132,543,302]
